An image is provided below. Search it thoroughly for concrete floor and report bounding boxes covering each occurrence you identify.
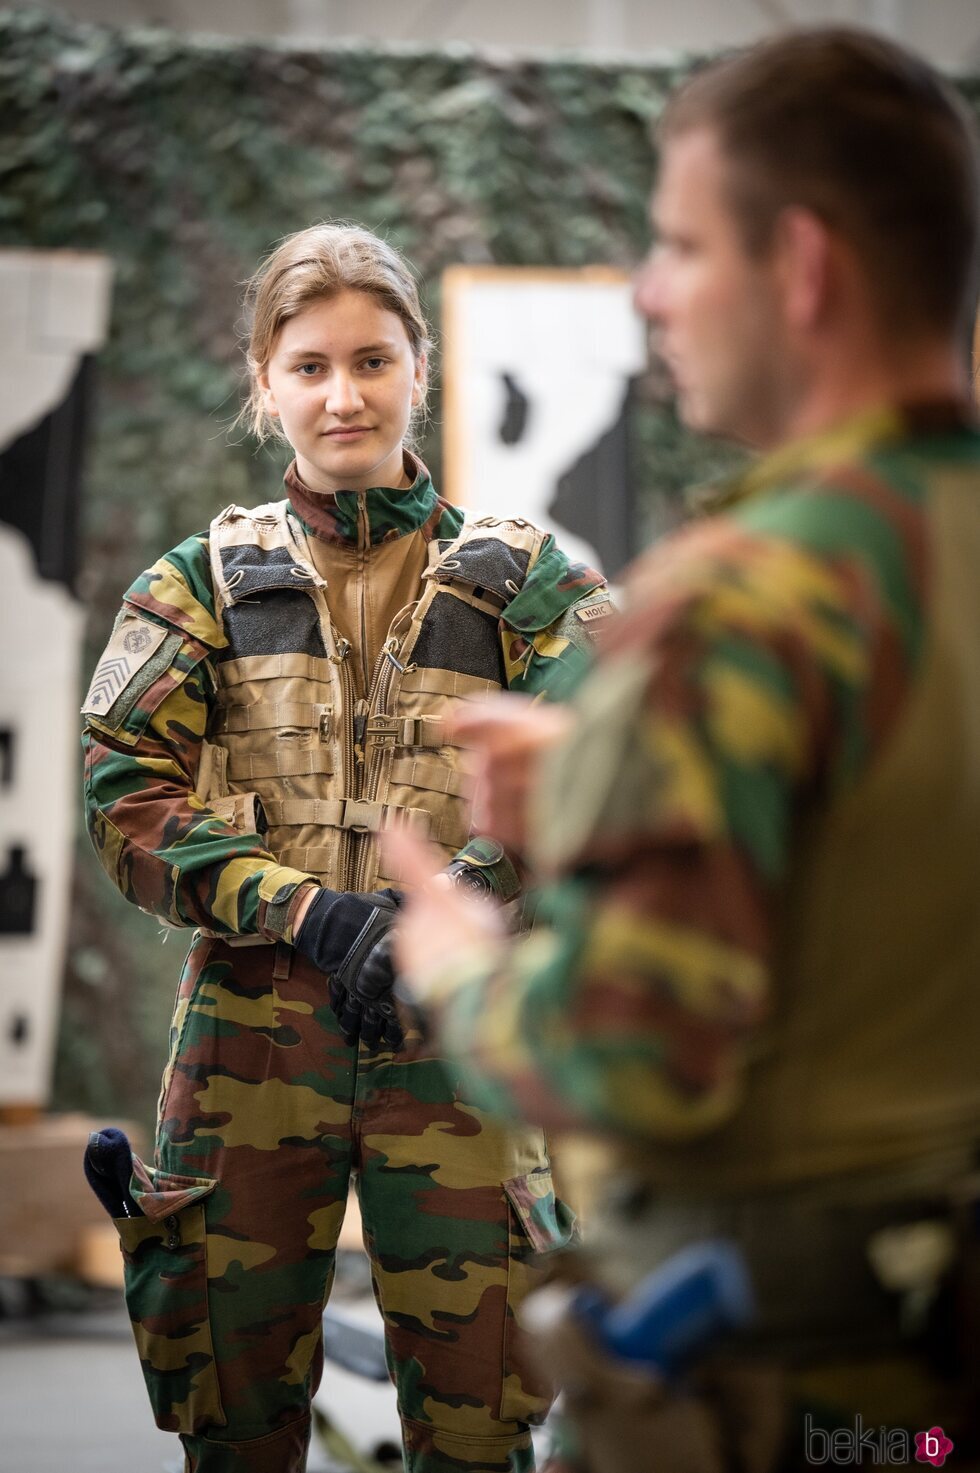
[0,1267,557,1471]
[0,1298,186,1473]
[0,1279,402,1473]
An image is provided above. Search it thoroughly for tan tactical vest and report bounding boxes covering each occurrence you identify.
[629,465,980,1195]
[198,499,548,898]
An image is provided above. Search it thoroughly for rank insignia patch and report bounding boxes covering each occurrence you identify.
[82,618,169,718]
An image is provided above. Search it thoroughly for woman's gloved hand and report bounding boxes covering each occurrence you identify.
[293,887,403,1049]
[335,928,406,1051]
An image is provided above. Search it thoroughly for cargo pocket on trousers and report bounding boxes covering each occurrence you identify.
[115,1163,225,1435]
[499,1167,576,1425]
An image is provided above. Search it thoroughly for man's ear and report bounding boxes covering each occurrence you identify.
[773,207,834,333]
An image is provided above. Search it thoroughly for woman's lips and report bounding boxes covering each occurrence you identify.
[325,427,371,440]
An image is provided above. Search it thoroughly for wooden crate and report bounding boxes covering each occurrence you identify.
[0,1111,141,1284]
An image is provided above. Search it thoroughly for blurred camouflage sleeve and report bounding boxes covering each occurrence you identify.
[448,536,611,898]
[425,501,923,1140]
[81,533,317,940]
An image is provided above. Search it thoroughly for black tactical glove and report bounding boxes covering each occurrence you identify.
[293,886,403,1049]
[330,903,404,1050]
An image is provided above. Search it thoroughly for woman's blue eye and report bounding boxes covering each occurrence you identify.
[297,363,321,376]
[363,357,386,370]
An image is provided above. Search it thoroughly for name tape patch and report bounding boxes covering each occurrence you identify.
[575,601,612,624]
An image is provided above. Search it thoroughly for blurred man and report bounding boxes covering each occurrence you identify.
[387,26,980,1472]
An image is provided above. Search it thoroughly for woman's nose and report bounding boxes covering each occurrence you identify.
[326,373,364,415]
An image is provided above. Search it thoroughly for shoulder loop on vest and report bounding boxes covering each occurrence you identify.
[425,516,549,607]
[467,514,549,564]
[209,500,315,621]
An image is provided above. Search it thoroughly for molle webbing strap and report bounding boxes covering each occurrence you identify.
[390,755,471,799]
[428,581,510,620]
[400,668,500,700]
[214,707,442,745]
[195,739,228,802]
[217,653,334,688]
[259,798,348,827]
[212,702,332,736]
[334,801,427,836]
[227,749,336,781]
[206,793,265,834]
[281,797,431,834]
[273,799,465,859]
[282,848,382,874]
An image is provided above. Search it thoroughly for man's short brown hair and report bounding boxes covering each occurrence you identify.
[660,28,980,340]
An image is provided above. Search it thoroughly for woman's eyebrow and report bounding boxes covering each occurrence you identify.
[282,339,398,359]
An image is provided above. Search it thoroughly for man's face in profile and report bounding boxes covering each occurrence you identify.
[635,127,789,449]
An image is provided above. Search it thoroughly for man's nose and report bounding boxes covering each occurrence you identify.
[633,254,665,323]
[326,373,365,415]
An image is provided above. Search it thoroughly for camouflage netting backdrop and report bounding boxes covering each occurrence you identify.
[2,6,978,1126]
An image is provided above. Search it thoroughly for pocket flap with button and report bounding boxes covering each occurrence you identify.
[127,1160,220,1223]
[499,1166,576,1426]
[503,1167,576,1254]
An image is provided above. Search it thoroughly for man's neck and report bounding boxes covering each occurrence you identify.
[772,340,970,449]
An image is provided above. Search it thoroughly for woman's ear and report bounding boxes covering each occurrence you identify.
[411,351,428,408]
[257,368,280,418]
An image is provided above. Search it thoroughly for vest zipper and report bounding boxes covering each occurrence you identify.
[331,636,359,890]
[348,637,407,893]
[349,572,439,892]
[344,496,375,890]
[357,497,371,697]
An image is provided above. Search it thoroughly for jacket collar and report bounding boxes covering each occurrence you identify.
[285,451,442,549]
[689,399,978,517]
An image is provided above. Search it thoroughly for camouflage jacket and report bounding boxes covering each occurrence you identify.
[425,403,980,1162]
[82,459,607,943]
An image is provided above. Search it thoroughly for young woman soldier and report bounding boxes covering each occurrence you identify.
[82,222,610,1473]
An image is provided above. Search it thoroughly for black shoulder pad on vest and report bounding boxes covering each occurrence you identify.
[219,544,326,659]
[431,536,532,602]
[220,543,310,601]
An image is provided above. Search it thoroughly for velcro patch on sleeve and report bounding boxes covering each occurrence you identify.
[81,616,171,723]
[574,599,613,624]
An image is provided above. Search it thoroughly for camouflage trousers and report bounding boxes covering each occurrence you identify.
[114,935,571,1473]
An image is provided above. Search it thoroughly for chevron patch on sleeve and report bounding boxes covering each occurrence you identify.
[82,616,170,721]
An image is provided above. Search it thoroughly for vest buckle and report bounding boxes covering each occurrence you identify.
[342,798,378,833]
[366,716,399,744]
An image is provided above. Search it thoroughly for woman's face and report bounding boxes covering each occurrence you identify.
[259,289,426,494]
